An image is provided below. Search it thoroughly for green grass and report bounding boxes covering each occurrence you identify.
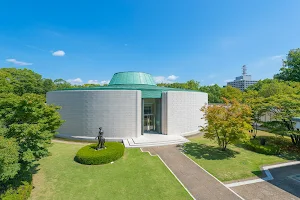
[29,142,191,200]
[184,131,300,182]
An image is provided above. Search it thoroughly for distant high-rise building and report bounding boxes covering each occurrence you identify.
[227,65,258,91]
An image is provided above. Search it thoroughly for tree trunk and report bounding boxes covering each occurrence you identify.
[290,134,300,146]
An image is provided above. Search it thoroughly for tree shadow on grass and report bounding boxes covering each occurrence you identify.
[183,143,239,160]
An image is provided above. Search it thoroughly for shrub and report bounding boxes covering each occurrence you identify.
[74,142,124,165]
[242,138,280,155]
[0,181,32,200]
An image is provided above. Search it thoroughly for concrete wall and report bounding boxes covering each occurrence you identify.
[47,90,141,140]
[162,91,208,136]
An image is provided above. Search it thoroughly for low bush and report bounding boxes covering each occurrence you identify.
[0,181,32,200]
[242,138,280,155]
[74,142,124,165]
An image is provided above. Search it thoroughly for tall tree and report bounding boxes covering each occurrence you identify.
[0,68,44,95]
[0,93,64,168]
[274,48,300,82]
[262,94,300,147]
[199,84,223,103]
[200,99,252,150]
[221,86,243,102]
[53,79,73,90]
[42,78,56,93]
[0,135,20,184]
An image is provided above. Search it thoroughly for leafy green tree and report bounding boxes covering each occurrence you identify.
[258,80,294,98]
[0,135,20,184]
[221,86,243,102]
[0,68,44,95]
[0,93,63,168]
[246,79,274,91]
[274,48,300,82]
[158,81,223,103]
[199,84,223,103]
[184,80,200,90]
[262,94,300,147]
[82,83,101,87]
[54,79,73,90]
[42,78,56,93]
[0,70,14,94]
[200,99,252,150]
[243,90,265,137]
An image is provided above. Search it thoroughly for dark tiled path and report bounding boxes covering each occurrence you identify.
[142,145,243,200]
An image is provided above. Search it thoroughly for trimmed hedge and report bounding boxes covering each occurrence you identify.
[74,142,125,165]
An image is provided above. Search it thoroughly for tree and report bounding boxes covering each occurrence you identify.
[262,94,300,147]
[0,70,14,94]
[184,80,200,90]
[157,80,200,90]
[42,78,56,93]
[0,93,63,168]
[274,48,300,82]
[81,83,101,87]
[221,86,243,102]
[0,68,44,95]
[53,79,73,90]
[243,90,265,137]
[0,135,20,184]
[199,84,223,103]
[258,80,295,98]
[158,81,223,103]
[200,99,252,150]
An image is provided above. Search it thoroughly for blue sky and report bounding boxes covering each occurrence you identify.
[1,0,300,86]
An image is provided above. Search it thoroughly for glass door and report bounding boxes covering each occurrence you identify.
[144,103,155,132]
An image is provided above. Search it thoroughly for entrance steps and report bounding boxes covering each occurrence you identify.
[123,134,190,148]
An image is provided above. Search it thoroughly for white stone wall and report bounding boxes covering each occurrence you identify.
[47,90,141,139]
[162,91,208,135]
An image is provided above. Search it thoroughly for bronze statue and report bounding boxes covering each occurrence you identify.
[95,127,105,150]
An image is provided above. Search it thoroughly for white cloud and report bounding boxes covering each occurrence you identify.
[52,50,65,57]
[167,75,179,81]
[270,55,285,60]
[87,80,109,85]
[100,80,110,85]
[6,58,33,66]
[67,78,83,85]
[154,75,179,83]
[87,80,99,84]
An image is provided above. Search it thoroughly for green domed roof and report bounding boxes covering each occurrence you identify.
[109,72,156,85]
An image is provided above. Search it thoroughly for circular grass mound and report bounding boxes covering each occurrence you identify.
[74,142,125,165]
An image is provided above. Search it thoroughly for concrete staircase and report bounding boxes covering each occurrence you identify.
[123,134,190,148]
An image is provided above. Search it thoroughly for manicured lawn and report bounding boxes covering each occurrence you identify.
[29,142,191,200]
[184,131,300,182]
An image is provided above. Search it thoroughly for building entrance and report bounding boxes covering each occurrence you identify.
[142,98,161,134]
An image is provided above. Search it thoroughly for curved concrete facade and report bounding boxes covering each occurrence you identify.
[162,91,208,136]
[46,72,208,140]
[47,90,141,140]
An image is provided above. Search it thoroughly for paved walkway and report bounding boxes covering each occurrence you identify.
[232,181,299,200]
[142,145,242,200]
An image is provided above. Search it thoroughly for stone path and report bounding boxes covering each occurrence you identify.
[142,145,243,200]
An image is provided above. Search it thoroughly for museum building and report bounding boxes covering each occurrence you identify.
[46,72,208,140]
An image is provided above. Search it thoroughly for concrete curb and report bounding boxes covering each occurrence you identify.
[225,161,300,188]
[140,148,196,200]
